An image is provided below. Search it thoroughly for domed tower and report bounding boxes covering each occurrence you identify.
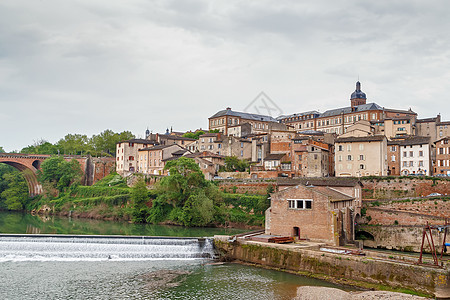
[145,128,150,139]
[350,81,367,109]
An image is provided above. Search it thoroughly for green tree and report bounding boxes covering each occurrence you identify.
[131,178,150,223]
[147,157,222,226]
[91,130,134,156]
[37,156,83,192]
[57,134,89,155]
[1,171,29,210]
[21,139,60,155]
[0,146,5,153]
[222,156,249,172]
[181,190,214,226]
[182,130,205,140]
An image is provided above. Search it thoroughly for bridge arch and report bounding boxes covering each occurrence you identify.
[0,154,48,197]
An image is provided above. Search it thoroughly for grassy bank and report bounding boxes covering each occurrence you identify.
[25,174,267,228]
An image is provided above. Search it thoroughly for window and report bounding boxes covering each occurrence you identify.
[240,142,244,148]
[359,164,365,170]
[218,144,222,149]
[347,155,352,161]
[240,150,243,157]
[288,199,313,210]
[403,161,407,167]
[409,161,414,167]
[391,155,395,162]
[391,146,397,152]
[128,156,134,161]
[419,161,424,167]
[314,154,318,160]
[338,145,343,151]
[409,151,413,157]
[359,144,364,150]
[338,155,342,162]
[298,154,302,160]
[359,155,364,161]
[403,152,407,157]
[347,144,351,151]
[419,150,424,156]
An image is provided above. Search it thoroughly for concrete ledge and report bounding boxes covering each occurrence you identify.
[214,236,450,298]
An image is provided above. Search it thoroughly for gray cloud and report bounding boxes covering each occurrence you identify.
[0,0,449,151]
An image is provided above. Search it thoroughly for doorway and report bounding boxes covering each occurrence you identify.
[293,227,300,239]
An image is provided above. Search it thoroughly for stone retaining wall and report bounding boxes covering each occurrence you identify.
[214,237,450,298]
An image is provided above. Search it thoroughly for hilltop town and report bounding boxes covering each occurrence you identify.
[116,81,450,180]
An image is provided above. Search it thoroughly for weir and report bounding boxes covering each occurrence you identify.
[0,234,216,261]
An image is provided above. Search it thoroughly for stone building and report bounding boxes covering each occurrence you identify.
[434,137,450,176]
[266,179,362,246]
[116,139,157,175]
[137,144,187,175]
[208,107,279,135]
[416,115,450,142]
[278,82,417,136]
[276,111,319,132]
[335,135,388,177]
[291,136,331,177]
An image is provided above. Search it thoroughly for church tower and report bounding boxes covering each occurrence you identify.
[350,81,367,109]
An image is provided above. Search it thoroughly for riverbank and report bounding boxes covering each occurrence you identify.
[214,235,450,298]
[295,286,428,299]
[22,173,267,230]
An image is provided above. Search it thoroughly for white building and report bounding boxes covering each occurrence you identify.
[398,137,431,176]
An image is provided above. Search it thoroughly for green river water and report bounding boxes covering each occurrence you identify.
[0,211,351,299]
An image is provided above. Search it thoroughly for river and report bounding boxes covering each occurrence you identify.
[0,211,352,299]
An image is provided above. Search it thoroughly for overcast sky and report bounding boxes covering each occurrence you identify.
[1,0,449,151]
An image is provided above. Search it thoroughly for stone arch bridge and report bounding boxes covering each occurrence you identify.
[0,153,51,196]
[0,153,115,197]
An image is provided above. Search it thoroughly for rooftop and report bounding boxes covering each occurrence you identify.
[209,108,278,122]
[138,144,174,151]
[264,153,286,160]
[311,186,355,202]
[335,135,386,143]
[117,138,156,144]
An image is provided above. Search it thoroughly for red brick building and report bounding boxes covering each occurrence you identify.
[208,107,279,135]
[387,141,401,176]
[278,82,417,136]
[435,137,450,176]
[266,179,362,246]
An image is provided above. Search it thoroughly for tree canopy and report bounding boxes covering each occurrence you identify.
[19,130,135,156]
[0,164,29,210]
[147,157,222,226]
[221,156,249,172]
[0,146,5,153]
[37,156,83,192]
[182,130,205,140]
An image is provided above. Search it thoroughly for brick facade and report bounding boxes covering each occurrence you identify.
[267,181,362,246]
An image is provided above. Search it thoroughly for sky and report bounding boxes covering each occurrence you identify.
[1,0,449,152]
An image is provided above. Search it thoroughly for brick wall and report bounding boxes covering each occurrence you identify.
[365,207,447,226]
[361,177,450,199]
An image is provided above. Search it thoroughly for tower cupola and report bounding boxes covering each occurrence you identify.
[350,81,367,109]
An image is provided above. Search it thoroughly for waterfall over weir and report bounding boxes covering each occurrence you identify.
[0,234,216,262]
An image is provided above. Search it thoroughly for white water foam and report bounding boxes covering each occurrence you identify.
[0,236,217,262]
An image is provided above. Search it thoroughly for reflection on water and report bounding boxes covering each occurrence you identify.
[0,261,349,300]
[0,211,353,299]
[0,211,247,237]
